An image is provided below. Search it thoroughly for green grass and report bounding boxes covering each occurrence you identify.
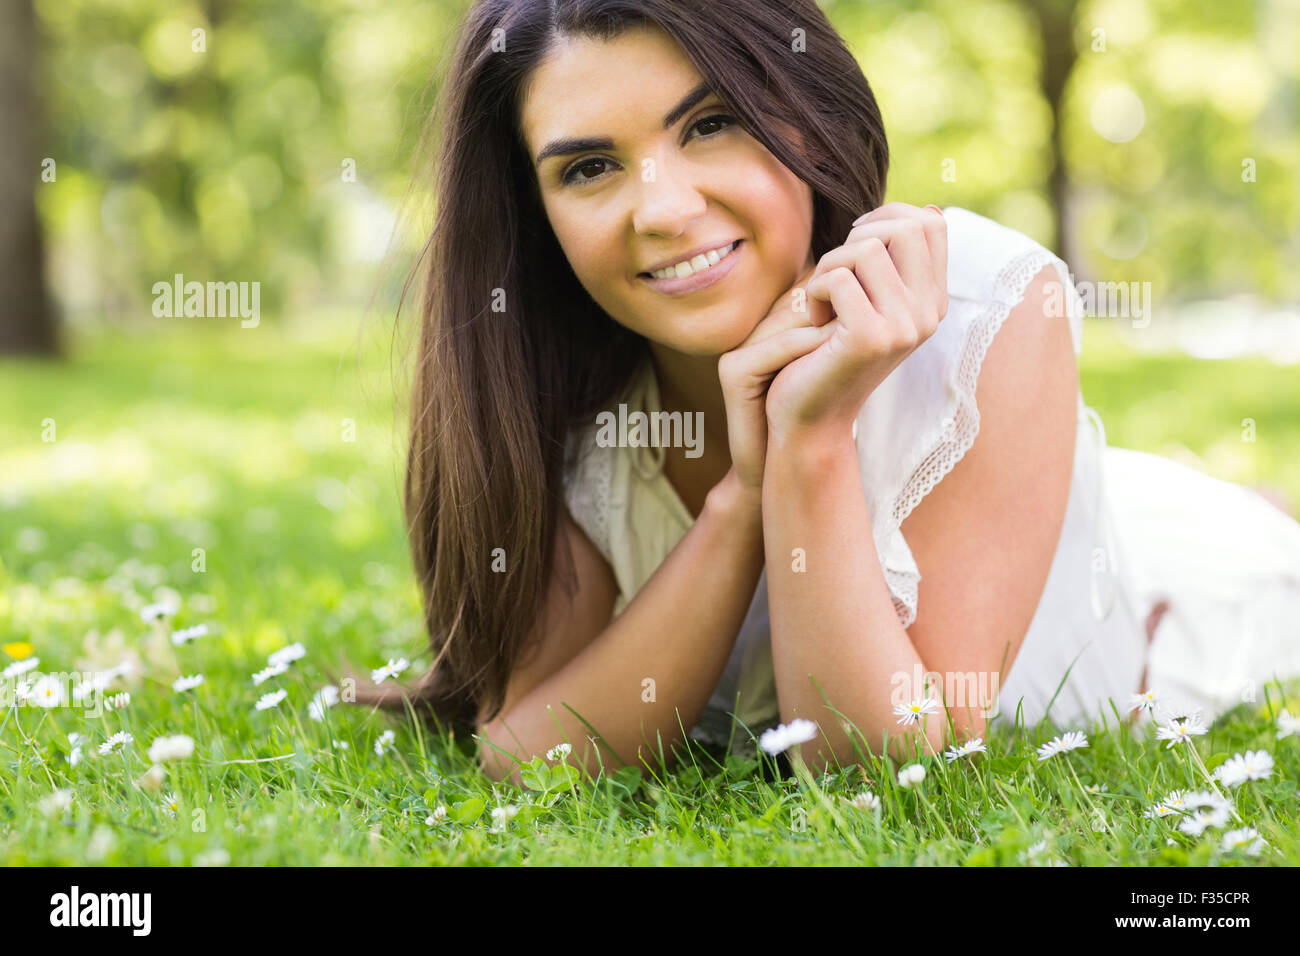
[1,315,1298,865]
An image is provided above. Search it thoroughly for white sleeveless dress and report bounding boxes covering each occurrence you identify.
[562,206,1300,755]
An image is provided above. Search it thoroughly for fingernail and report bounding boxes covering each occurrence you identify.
[925,204,943,215]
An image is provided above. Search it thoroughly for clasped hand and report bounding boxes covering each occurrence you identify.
[716,202,950,496]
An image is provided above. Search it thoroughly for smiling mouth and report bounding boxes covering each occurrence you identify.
[637,240,743,280]
[639,239,743,280]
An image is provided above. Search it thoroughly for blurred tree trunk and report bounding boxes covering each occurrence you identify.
[1023,0,1079,265]
[0,0,59,356]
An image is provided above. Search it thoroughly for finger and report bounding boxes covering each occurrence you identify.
[742,265,828,348]
[811,240,909,337]
[835,218,933,299]
[922,205,948,293]
[806,265,877,338]
[728,322,837,383]
[851,202,948,302]
[852,200,929,228]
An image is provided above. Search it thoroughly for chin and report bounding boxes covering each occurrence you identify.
[659,312,763,359]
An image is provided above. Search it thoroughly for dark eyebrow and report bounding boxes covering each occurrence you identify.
[660,81,712,132]
[533,81,715,168]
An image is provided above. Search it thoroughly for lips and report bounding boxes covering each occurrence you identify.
[637,239,744,297]
[642,239,743,280]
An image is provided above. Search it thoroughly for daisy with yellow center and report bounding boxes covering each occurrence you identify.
[892,697,938,727]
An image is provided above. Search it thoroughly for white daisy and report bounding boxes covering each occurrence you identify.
[140,602,178,623]
[2,657,39,679]
[489,804,519,832]
[147,734,195,763]
[1213,750,1273,788]
[943,737,987,763]
[254,689,287,711]
[71,670,117,704]
[67,733,85,767]
[136,764,166,793]
[267,642,306,668]
[1155,712,1209,748]
[898,763,926,788]
[1182,789,1232,812]
[98,731,133,755]
[108,659,137,680]
[1220,826,1265,855]
[39,789,74,816]
[1022,839,1067,865]
[29,674,66,708]
[1127,690,1159,715]
[251,662,289,686]
[104,692,130,711]
[1160,790,1190,813]
[546,742,572,761]
[374,729,396,756]
[160,792,180,818]
[170,623,212,646]
[893,697,939,727]
[847,790,880,811]
[758,718,819,756]
[1178,809,1229,837]
[1276,709,1299,740]
[307,685,339,722]
[172,674,205,694]
[1143,804,1179,819]
[371,657,410,684]
[1036,730,1089,761]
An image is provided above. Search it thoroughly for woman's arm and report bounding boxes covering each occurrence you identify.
[477,469,764,786]
[762,428,936,768]
[762,263,1077,772]
[479,258,841,786]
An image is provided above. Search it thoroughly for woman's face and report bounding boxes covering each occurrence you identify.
[519,24,815,358]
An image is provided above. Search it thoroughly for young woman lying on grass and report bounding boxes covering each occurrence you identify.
[355,0,1300,788]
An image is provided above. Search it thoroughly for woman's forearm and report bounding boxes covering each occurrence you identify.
[762,427,940,770]
[478,470,764,786]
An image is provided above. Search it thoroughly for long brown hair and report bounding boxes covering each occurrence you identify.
[354,0,890,740]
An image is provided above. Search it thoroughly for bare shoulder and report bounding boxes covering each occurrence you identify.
[898,262,1077,733]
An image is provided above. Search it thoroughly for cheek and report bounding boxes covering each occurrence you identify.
[729,149,813,248]
[549,207,623,283]
[547,214,645,326]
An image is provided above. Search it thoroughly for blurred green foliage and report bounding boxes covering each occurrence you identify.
[32,0,1299,323]
[35,0,455,319]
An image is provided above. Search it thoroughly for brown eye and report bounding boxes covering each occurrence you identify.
[692,113,736,138]
[562,157,613,186]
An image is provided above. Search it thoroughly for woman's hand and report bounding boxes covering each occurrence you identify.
[764,203,949,450]
[717,262,836,498]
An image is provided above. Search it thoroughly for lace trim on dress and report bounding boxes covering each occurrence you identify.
[883,246,1062,625]
[564,426,615,564]
[564,358,661,563]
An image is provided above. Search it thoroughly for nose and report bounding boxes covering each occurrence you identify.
[630,156,709,238]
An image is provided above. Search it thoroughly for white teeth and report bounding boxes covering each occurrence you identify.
[649,241,737,280]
